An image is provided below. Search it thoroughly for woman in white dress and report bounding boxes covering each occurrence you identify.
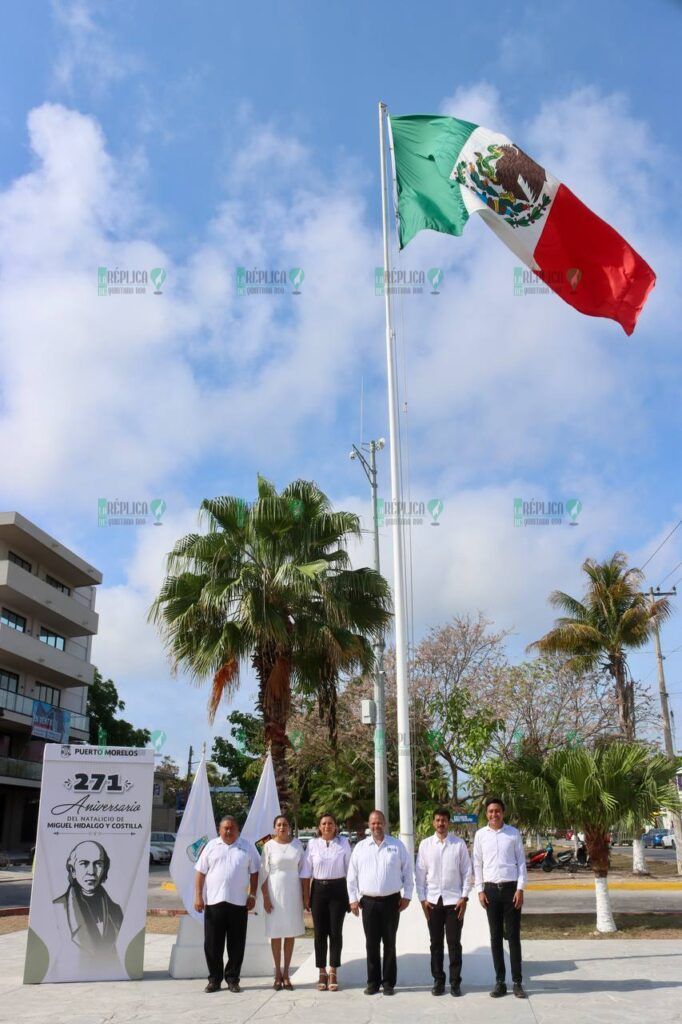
[260,814,310,990]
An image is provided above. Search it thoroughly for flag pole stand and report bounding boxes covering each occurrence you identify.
[379,101,414,856]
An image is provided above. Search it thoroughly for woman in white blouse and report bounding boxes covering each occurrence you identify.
[260,814,310,990]
[304,813,352,991]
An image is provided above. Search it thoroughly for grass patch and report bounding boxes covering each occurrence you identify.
[523,912,682,940]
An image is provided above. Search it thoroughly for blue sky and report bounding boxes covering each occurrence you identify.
[1,0,681,767]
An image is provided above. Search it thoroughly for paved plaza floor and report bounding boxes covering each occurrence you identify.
[1,902,681,1024]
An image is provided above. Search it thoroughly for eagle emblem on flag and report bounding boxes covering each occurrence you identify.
[454,143,551,229]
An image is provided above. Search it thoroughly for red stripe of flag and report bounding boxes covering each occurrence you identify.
[534,184,656,336]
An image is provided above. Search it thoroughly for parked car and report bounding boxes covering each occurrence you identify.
[661,833,677,849]
[642,828,669,848]
[150,842,171,865]
[150,831,176,851]
[296,830,316,848]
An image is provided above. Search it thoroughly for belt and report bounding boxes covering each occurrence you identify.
[484,881,518,889]
[362,892,400,901]
[313,877,346,885]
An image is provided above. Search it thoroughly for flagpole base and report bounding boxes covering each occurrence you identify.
[168,904,274,979]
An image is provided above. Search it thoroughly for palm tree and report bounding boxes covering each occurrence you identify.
[149,477,392,804]
[529,552,672,873]
[487,743,681,932]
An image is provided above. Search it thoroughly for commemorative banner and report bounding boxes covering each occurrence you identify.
[24,745,154,984]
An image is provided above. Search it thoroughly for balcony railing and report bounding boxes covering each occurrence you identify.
[0,687,89,735]
[0,687,34,716]
[0,755,42,782]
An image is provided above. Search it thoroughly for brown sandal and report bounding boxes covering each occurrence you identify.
[328,969,338,991]
[283,978,294,990]
[317,970,328,991]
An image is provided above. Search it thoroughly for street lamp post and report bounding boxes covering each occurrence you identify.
[350,439,389,825]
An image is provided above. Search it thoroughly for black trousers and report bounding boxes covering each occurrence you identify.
[311,878,348,968]
[204,901,248,984]
[427,897,463,985]
[360,893,401,988]
[484,882,522,984]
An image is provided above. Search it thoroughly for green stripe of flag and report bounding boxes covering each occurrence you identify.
[389,115,478,249]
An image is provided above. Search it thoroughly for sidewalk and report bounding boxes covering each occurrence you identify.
[2,901,681,1024]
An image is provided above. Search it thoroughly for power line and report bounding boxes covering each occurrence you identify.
[658,560,682,587]
[641,519,682,571]
[638,524,675,573]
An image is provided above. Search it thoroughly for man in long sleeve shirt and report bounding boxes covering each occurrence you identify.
[347,809,414,995]
[472,797,528,999]
[415,808,472,997]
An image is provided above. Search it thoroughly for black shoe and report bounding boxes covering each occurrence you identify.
[432,981,446,996]
[451,984,462,997]
[382,984,395,995]
[204,981,221,993]
[364,984,380,995]
[490,982,507,998]
[227,981,242,993]
[513,983,527,999]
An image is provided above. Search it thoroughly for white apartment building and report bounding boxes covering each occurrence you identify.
[0,512,101,852]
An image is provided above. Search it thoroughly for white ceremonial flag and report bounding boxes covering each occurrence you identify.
[241,752,280,844]
[170,756,216,921]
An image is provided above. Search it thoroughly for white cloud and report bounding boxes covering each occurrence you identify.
[51,0,139,95]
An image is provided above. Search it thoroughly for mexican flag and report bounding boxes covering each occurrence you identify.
[389,115,655,335]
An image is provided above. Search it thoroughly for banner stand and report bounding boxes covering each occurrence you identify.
[169,895,273,979]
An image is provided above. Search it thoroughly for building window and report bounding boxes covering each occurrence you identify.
[1,608,27,632]
[0,669,19,693]
[39,627,65,651]
[45,574,71,596]
[36,682,60,707]
[8,551,32,573]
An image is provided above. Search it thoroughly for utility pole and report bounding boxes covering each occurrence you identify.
[350,439,389,825]
[185,744,194,802]
[648,586,682,874]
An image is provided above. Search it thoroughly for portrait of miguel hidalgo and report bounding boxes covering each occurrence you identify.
[53,841,123,957]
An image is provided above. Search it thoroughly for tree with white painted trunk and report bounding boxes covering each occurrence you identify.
[483,743,681,933]
[529,552,673,875]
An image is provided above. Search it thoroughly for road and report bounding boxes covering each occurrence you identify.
[1,852,681,914]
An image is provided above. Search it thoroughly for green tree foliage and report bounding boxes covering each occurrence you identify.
[481,743,681,931]
[211,711,264,800]
[86,668,151,747]
[149,476,391,806]
[529,552,671,741]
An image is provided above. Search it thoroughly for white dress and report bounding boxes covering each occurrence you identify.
[260,839,309,939]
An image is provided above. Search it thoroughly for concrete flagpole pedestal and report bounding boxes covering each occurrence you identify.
[169,894,274,979]
[293,893,507,990]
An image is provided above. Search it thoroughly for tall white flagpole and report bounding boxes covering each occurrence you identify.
[379,101,414,857]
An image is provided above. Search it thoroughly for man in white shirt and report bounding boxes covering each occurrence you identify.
[347,809,414,995]
[415,808,472,997]
[194,815,260,993]
[472,797,528,999]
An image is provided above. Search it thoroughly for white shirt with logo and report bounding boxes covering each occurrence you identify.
[347,834,414,903]
[195,835,260,906]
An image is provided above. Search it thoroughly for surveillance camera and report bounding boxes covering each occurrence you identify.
[378,438,386,450]
[349,450,357,460]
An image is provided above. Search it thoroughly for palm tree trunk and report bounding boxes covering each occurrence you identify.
[613,657,635,741]
[594,876,617,933]
[253,647,292,810]
[631,836,648,875]
[586,827,617,932]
